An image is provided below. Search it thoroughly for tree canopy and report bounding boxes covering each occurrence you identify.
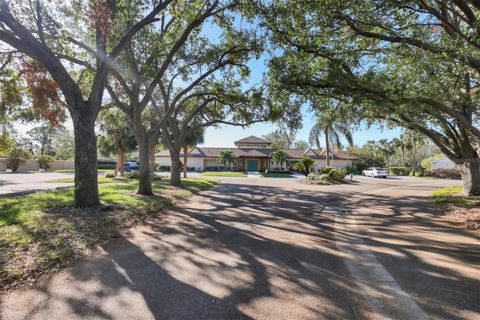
[258,0,480,195]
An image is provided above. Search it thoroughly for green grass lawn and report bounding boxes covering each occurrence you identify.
[200,171,247,177]
[260,172,293,178]
[46,176,117,184]
[0,177,216,289]
[50,169,112,173]
[432,185,480,206]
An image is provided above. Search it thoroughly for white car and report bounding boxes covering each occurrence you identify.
[362,167,388,178]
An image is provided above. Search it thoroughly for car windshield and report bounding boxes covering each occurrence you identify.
[374,167,385,170]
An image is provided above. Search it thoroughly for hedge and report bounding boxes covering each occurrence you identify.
[307,168,347,183]
[389,167,412,176]
[98,164,116,170]
[431,168,461,180]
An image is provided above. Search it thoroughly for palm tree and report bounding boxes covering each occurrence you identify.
[403,130,425,175]
[376,139,396,171]
[97,108,137,176]
[392,131,414,167]
[271,150,287,170]
[217,150,235,170]
[309,113,353,166]
[182,128,204,178]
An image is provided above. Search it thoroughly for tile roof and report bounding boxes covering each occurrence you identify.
[234,135,270,145]
[234,148,273,158]
[280,149,307,159]
[314,149,359,160]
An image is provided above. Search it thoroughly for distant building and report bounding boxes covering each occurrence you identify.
[155,135,358,172]
[431,156,455,170]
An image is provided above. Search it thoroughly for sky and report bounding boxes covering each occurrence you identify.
[14,8,403,147]
[197,18,402,148]
[199,47,401,148]
[201,109,401,148]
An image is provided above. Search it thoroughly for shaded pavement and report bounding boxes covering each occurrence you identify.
[1,176,479,319]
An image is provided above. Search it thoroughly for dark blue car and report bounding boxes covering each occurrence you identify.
[124,161,139,172]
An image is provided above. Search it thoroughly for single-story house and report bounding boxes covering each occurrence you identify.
[155,135,358,172]
[431,156,456,170]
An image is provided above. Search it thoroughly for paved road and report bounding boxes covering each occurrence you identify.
[0,172,75,195]
[1,176,479,319]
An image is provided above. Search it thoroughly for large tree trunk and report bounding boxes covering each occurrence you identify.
[325,130,330,166]
[134,124,153,195]
[460,156,480,196]
[183,145,188,178]
[170,146,182,186]
[72,114,100,207]
[411,140,417,175]
[149,139,157,174]
[401,147,405,167]
[115,146,125,177]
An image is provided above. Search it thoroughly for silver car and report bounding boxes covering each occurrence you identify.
[362,167,388,178]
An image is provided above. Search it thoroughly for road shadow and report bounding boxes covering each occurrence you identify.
[2,180,479,319]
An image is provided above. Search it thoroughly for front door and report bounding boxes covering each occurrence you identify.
[247,159,258,171]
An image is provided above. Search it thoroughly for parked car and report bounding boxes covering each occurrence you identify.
[362,167,388,178]
[124,161,139,172]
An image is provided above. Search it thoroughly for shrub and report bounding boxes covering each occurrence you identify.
[7,147,30,172]
[159,166,171,172]
[205,166,219,171]
[293,157,315,176]
[306,168,347,183]
[105,172,116,178]
[389,167,411,176]
[37,154,54,170]
[344,166,360,174]
[123,170,140,179]
[319,166,335,174]
[98,164,116,170]
[329,168,347,181]
[431,168,461,179]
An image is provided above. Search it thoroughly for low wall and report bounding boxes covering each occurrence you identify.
[0,158,7,172]
[17,160,39,172]
[47,160,75,171]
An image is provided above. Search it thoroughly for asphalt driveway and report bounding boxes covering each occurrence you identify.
[1,176,479,319]
[0,172,75,196]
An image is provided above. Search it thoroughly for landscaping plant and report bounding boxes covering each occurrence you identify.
[294,157,315,176]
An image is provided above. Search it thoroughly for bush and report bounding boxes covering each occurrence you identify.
[306,168,347,183]
[389,167,412,176]
[7,147,30,172]
[293,157,315,176]
[105,172,116,178]
[205,166,219,171]
[37,154,54,170]
[98,164,116,170]
[329,168,347,181]
[159,166,171,172]
[319,166,335,174]
[431,168,461,180]
[123,170,140,179]
[344,166,360,174]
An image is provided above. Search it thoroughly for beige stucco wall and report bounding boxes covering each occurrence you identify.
[47,160,75,171]
[156,156,208,171]
[17,160,39,172]
[187,158,205,171]
[313,159,353,169]
[0,158,7,172]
